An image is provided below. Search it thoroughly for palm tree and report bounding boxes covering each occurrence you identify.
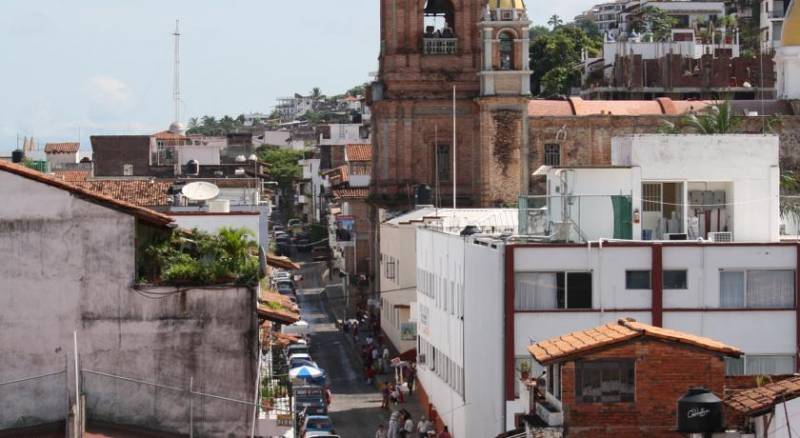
[311,87,322,100]
[659,101,741,134]
[548,15,563,30]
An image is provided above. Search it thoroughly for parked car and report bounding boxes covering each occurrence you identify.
[289,353,316,368]
[272,225,285,234]
[276,279,295,293]
[292,385,328,416]
[300,415,334,438]
[287,343,310,357]
[311,246,331,261]
[305,433,340,438]
[276,283,294,296]
[272,270,292,281]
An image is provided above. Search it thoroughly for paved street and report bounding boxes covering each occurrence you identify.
[296,261,424,437]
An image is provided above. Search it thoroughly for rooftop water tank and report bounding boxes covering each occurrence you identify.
[677,387,724,434]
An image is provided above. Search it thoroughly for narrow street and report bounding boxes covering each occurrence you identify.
[295,260,424,437]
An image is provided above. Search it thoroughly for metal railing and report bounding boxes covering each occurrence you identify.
[423,38,458,55]
[518,194,633,243]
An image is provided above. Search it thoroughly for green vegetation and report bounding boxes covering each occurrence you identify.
[257,147,306,218]
[186,115,248,135]
[629,7,678,42]
[138,227,260,286]
[658,101,742,134]
[781,173,800,225]
[530,25,602,96]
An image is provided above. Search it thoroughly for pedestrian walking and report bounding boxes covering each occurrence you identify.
[388,410,400,438]
[375,424,388,438]
[407,365,416,395]
[382,345,390,370]
[403,413,414,438]
[416,416,428,438]
[381,381,390,408]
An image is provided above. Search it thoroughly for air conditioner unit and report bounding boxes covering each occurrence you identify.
[708,232,733,243]
[665,233,688,241]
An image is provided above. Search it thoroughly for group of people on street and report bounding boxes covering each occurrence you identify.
[375,411,451,438]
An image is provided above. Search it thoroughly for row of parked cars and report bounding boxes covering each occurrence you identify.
[287,342,338,437]
[273,220,332,261]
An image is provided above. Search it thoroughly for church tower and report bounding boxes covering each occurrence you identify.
[776,0,800,103]
[475,0,533,206]
[371,0,485,207]
[478,0,532,96]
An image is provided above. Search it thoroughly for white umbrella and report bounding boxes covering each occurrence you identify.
[289,365,323,379]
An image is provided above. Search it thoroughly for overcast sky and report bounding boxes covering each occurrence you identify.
[0,0,595,153]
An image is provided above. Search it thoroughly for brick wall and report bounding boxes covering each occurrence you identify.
[91,136,152,177]
[558,339,727,438]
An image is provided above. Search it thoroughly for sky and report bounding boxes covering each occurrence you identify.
[0,0,596,153]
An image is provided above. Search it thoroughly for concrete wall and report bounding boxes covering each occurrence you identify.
[754,396,800,437]
[613,135,781,242]
[0,171,257,435]
[379,222,417,353]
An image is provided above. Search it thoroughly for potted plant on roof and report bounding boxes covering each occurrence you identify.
[518,360,532,381]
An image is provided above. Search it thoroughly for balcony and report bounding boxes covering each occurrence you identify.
[423,38,458,55]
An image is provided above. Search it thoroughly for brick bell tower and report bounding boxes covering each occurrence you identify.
[371,0,485,207]
[476,0,532,206]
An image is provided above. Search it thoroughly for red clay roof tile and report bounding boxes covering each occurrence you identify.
[726,376,800,415]
[346,144,372,162]
[44,142,80,154]
[529,318,741,365]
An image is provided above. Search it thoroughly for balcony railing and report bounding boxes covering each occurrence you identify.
[423,38,458,55]
[518,194,633,243]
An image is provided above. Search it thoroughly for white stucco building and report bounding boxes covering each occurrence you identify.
[379,208,517,355]
[415,134,798,438]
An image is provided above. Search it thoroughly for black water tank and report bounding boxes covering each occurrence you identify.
[11,149,24,163]
[186,160,200,175]
[460,225,481,236]
[677,387,723,434]
[415,184,432,206]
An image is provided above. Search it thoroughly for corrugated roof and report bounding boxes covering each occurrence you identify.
[529,318,741,365]
[384,207,518,231]
[71,179,172,207]
[44,142,80,154]
[726,376,800,416]
[0,160,172,227]
[332,188,369,200]
[346,144,372,162]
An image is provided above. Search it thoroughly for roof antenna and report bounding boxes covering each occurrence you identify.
[171,19,183,133]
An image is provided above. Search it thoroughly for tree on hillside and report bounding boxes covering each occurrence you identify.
[548,15,563,29]
[530,25,602,96]
[529,25,551,41]
[629,7,677,42]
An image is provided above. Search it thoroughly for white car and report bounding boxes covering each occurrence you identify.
[272,270,292,282]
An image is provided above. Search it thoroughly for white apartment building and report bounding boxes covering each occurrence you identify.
[379,208,517,355]
[762,0,790,51]
[415,134,797,438]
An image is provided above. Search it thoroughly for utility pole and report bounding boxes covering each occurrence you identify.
[173,20,181,125]
[452,85,457,209]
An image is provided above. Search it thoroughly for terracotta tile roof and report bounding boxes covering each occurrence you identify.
[529,318,741,365]
[323,165,349,186]
[44,142,80,154]
[0,160,172,227]
[152,130,188,141]
[346,144,372,162]
[726,376,800,415]
[528,98,718,117]
[257,290,301,324]
[71,179,173,207]
[52,170,90,182]
[267,253,301,271]
[332,188,369,200]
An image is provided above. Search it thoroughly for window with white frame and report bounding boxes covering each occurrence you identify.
[515,272,592,310]
[720,270,795,309]
[725,354,796,375]
[544,143,561,166]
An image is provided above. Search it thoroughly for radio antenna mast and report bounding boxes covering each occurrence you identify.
[172,20,181,125]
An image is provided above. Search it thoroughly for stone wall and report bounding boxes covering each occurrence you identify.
[0,171,257,436]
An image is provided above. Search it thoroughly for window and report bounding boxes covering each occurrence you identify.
[515,272,592,310]
[544,144,561,166]
[626,270,651,289]
[436,144,450,182]
[384,257,396,280]
[642,183,662,212]
[499,32,514,70]
[725,355,795,375]
[576,360,635,403]
[664,270,688,289]
[720,270,795,309]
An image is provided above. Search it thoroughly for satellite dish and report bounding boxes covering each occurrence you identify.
[181,181,220,201]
